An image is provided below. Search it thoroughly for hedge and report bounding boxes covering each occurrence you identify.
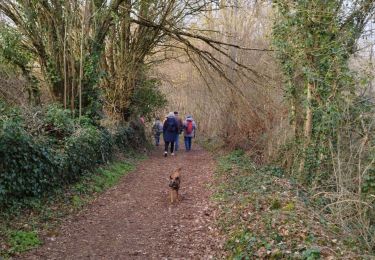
[0,102,146,207]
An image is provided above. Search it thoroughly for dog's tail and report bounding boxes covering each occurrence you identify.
[177,167,182,172]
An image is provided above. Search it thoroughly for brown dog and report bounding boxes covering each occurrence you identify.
[169,167,182,203]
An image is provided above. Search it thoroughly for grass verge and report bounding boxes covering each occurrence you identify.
[213,150,370,259]
[0,153,145,258]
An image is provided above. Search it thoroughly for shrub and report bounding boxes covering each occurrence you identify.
[44,104,74,138]
[98,127,114,163]
[62,125,102,183]
[0,118,59,206]
[114,124,135,151]
[0,100,149,208]
[114,120,148,152]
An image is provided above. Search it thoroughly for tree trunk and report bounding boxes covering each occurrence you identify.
[299,81,313,174]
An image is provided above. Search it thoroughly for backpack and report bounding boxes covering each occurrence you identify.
[166,118,176,132]
[152,122,161,135]
[186,121,193,134]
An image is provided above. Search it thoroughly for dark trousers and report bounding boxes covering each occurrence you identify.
[154,134,160,146]
[184,136,192,151]
[165,141,175,153]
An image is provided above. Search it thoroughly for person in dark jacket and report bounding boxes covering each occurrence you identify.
[163,112,179,157]
[173,111,183,152]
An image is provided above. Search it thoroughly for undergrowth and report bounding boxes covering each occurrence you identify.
[0,156,143,258]
[197,137,226,154]
[214,150,371,259]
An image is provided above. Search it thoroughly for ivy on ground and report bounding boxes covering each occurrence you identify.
[214,151,368,259]
[0,100,147,208]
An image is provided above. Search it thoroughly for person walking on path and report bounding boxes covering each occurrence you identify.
[163,112,179,157]
[183,115,196,151]
[152,117,163,146]
[173,111,183,152]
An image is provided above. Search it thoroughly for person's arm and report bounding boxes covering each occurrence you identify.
[178,118,184,134]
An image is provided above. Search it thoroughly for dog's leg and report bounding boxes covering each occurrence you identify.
[170,190,173,203]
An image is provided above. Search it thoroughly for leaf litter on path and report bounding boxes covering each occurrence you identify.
[20,146,223,259]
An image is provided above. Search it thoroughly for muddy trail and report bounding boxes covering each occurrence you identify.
[21,145,222,259]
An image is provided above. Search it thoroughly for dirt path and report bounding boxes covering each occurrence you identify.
[21,145,222,259]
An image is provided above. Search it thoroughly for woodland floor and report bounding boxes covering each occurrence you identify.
[19,144,222,260]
